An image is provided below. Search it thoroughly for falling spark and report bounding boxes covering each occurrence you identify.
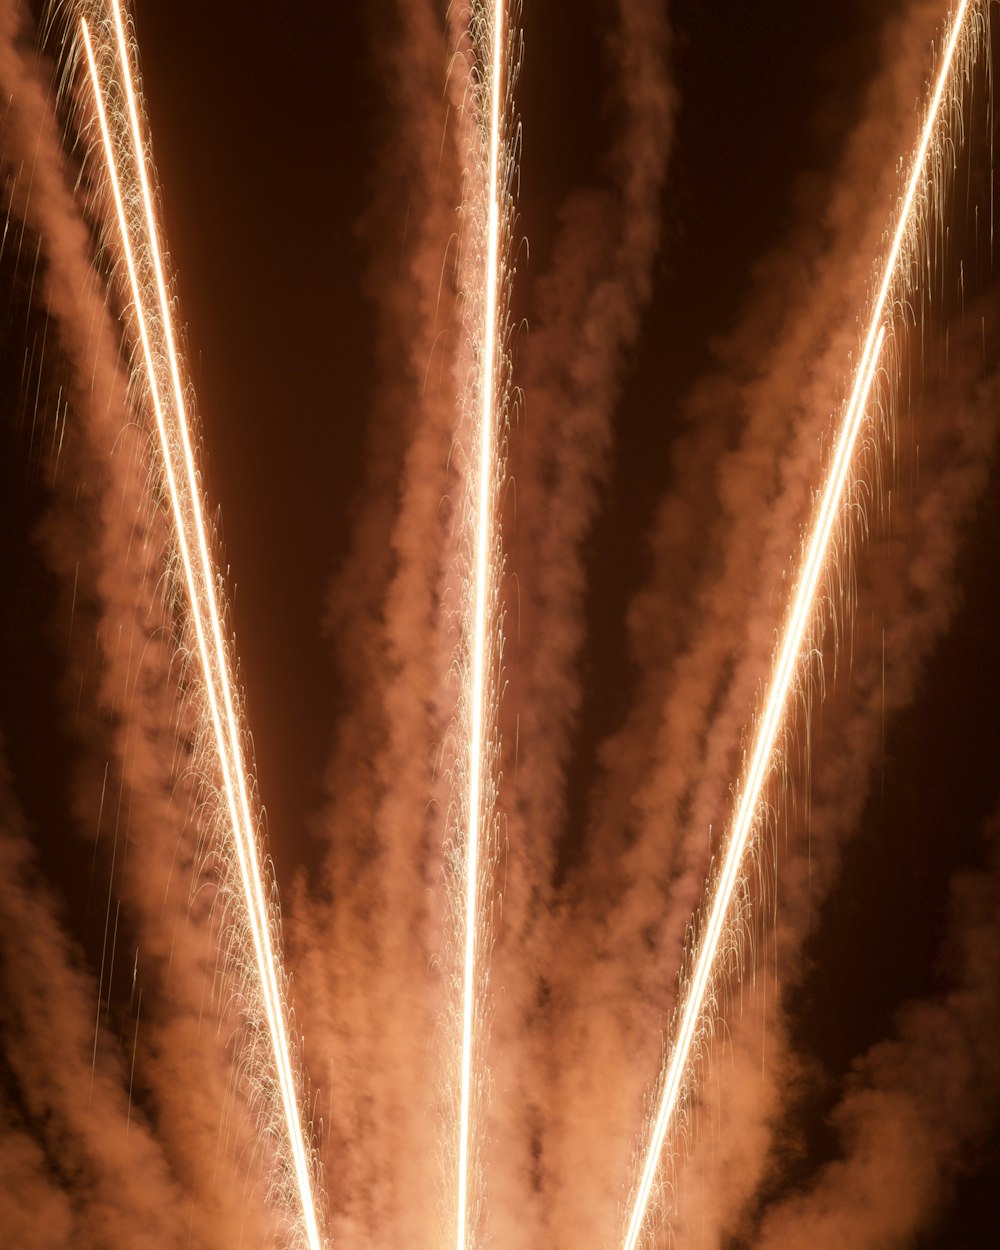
[457,3,509,1250]
[80,7,324,1248]
[620,5,975,1249]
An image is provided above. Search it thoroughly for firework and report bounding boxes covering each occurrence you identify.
[79,5,324,1247]
[452,2,515,1249]
[620,5,979,1249]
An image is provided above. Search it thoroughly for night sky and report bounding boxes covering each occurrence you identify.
[1,1,999,1248]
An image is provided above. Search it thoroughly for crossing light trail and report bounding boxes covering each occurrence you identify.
[620,5,976,1249]
[80,7,324,1248]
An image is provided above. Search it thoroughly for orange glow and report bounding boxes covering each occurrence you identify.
[81,10,323,1248]
[620,5,972,1249]
[457,4,507,1250]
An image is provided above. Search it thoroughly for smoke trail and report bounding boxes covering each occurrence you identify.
[5,3,994,1249]
[440,3,521,1248]
[586,0,954,996]
[503,0,675,927]
[536,3,990,1244]
[480,2,676,1241]
[289,2,671,1241]
[752,809,1000,1250]
[0,3,289,1240]
[662,316,1000,1248]
[77,7,326,1242]
[0,738,194,1250]
[0,1118,73,1250]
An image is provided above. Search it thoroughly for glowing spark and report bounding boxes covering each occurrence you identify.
[81,10,323,1248]
[458,3,506,1250]
[621,6,972,1249]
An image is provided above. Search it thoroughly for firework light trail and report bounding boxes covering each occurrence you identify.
[620,5,976,1249]
[456,2,510,1249]
[80,6,324,1247]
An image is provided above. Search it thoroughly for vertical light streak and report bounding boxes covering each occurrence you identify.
[620,6,972,1250]
[457,3,505,1250]
[81,10,323,1249]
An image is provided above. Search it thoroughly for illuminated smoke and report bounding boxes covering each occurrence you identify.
[446,2,517,1248]
[0,740,194,1250]
[77,4,325,1245]
[618,4,984,1247]
[2,1,997,1248]
[488,1,676,1240]
[1,0,274,1238]
[455,0,505,1238]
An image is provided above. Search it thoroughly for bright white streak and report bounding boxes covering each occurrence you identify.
[82,15,323,1250]
[621,6,970,1249]
[457,3,504,1250]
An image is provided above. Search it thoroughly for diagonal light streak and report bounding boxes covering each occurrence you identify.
[621,6,971,1249]
[81,13,323,1248]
